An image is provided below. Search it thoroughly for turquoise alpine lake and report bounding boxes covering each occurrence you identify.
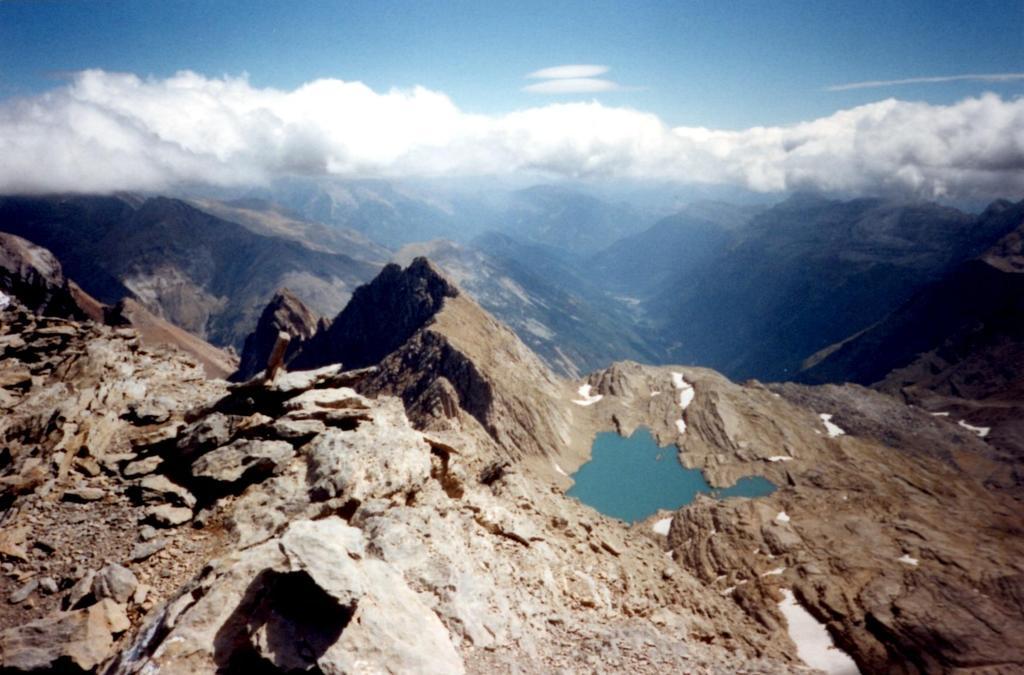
[566,427,776,523]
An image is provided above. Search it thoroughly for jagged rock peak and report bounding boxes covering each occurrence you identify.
[234,288,322,381]
[0,231,85,319]
[291,257,458,371]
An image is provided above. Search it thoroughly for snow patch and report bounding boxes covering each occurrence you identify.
[819,413,845,438]
[897,554,919,566]
[651,517,672,536]
[930,411,950,417]
[572,383,603,407]
[678,387,695,409]
[775,511,791,524]
[957,420,990,438]
[0,291,9,311]
[671,371,695,409]
[552,462,568,477]
[650,390,662,397]
[777,589,860,674]
[761,566,786,577]
[675,419,687,434]
[767,455,794,462]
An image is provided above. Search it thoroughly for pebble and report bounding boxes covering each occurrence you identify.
[61,487,106,503]
[130,538,167,562]
[8,578,38,604]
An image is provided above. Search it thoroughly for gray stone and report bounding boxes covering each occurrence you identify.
[61,487,105,503]
[190,438,295,484]
[67,569,96,609]
[133,474,196,508]
[145,504,193,528]
[8,579,38,604]
[130,539,167,562]
[122,455,163,477]
[93,563,138,603]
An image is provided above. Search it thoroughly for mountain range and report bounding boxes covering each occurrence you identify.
[1,240,1022,673]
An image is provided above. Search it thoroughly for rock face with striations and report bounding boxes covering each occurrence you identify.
[234,288,323,381]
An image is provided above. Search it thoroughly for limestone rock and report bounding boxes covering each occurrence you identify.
[145,504,193,527]
[304,402,431,503]
[93,563,138,604]
[0,598,129,672]
[131,475,196,509]
[190,438,294,485]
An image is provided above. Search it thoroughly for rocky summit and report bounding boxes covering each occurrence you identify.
[0,256,1022,674]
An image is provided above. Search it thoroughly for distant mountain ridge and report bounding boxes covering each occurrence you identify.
[637,194,1019,380]
[0,194,381,348]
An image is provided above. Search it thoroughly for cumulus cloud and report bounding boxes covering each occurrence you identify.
[827,72,1024,92]
[522,78,622,94]
[526,64,610,79]
[0,69,1021,199]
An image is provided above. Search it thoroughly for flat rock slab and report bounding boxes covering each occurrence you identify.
[191,439,295,484]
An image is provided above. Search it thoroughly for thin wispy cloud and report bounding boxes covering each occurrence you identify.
[827,72,1024,91]
[522,77,621,94]
[523,64,624,94]
[526,64,609,79]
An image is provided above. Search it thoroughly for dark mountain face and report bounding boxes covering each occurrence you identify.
[0,195,380,348]
[290,258,458,372]
[587,211,736,298]
[638,195,1017,381]
[797,200,1024,459]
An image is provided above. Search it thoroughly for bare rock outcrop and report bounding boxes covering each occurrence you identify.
[577,361,1024,673]
[0,297,801,674]
[0,231,88,319]
[234,288,323,381]
[285,258,582,463]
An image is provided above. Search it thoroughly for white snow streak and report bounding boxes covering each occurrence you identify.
[767,456,794,462]
[670,371,694,434]
[777,589,861,674]
[761,566,786,577]
[819,413,845,438]
[572,383,603,406]
[957,420,990,438]
[897,554,919,566]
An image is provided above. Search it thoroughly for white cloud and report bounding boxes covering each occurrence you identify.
[526,64,609,79]
[827,72,1024,92]
[0,69,1022,199]
[522,78,621,94]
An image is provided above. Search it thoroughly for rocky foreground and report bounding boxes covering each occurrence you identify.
[0,254,1022,674]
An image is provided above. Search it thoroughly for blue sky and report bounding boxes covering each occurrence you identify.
[0,1,1021,198]
[1,0,1022,128]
